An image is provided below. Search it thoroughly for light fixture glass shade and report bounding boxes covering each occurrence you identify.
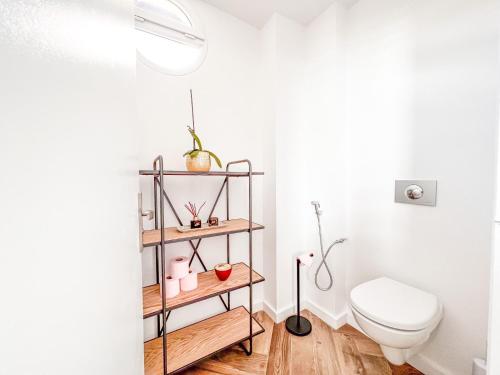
[135,0,207,75]
[136,0,191,27]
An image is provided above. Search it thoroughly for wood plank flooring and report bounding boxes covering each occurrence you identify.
[180,310,424,375]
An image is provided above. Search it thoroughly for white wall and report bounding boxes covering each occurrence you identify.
[137,0,266,338]
[3,0,497,373]
[260,15,279,314]
[0,1,143,374]
[259,5,351,327]
[264,14,309,318]
[488,224,500,374]
[345,0,499,374]
[302,2,350,324]
[137,1,500,374]
[487,99,500,374]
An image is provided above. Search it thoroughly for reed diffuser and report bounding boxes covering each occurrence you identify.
[185,201,206,229]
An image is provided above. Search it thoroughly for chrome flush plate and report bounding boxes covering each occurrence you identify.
[395,180,437,206]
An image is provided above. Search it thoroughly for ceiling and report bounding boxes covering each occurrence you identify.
[200,0,358,29]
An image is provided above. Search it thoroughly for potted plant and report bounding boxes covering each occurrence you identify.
[183,126,222,172]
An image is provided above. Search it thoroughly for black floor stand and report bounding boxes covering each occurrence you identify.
[285,258,312,336]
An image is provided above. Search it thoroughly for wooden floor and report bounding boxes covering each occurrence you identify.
[180,310,424,375]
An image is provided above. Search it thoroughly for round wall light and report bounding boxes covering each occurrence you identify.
[135,0,207,75]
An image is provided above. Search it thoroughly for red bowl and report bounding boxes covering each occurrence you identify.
[215,263,232,281]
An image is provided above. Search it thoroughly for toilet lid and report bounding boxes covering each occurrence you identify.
[350,277,440,331]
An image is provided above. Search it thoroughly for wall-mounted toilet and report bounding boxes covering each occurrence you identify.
[350,277,443,365]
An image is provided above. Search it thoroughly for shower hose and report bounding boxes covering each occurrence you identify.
[311,201,347,291]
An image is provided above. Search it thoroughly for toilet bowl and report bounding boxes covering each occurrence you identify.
[350,277,443,365]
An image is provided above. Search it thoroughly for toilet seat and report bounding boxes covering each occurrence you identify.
[350,277,440,331]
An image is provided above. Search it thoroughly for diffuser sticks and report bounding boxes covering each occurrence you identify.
[185,201,206,229]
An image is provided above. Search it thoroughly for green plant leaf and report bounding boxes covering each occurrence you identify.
[183,149,200,157]
[207,150,222,168]
[187,126,203,151]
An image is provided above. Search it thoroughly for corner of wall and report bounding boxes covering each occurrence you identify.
[303,299,348,329]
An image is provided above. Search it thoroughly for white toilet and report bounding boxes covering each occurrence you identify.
[350,277,443,365]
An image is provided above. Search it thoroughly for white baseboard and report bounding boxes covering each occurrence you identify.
[262,301,277,321]
[262,301,295,323]
[276,304,295,322]
[253,301,264,313]
[262,299,348,328]
[472,358,487,375]
[408,353,452,375]
[302,299,348,330]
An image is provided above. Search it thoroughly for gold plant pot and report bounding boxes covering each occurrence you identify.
[186,151,211,172]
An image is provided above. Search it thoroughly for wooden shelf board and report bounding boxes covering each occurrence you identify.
[144,306,264,375]
[142,218,264,247]
[143,262,264,318]
[139,170,264,177]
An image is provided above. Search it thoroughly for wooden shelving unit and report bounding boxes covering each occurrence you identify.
[144,307,264,375]
[143,262,264,318]
[142,218,264,246]
[139,157,264,375]
[139,170,264,177]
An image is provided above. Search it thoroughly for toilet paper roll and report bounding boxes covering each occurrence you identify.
[162,275,180,299]
[298,252,315,266]
[180,270,198,292]
[170,256,190,279]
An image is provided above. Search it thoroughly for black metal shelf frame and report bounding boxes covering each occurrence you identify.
[141,156,263,375]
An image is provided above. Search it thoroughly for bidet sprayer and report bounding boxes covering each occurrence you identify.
[310,200,347,291]
[311,201,322,216]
